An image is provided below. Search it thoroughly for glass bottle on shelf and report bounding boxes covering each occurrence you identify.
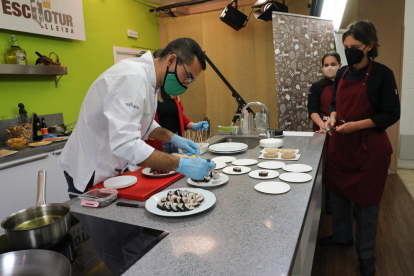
[6,35,27,65]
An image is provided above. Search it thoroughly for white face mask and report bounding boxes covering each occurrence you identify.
[322,65,339,78]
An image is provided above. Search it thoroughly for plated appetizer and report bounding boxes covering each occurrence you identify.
[157,189,204,212]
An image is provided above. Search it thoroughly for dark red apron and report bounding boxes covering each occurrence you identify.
[312,85,333,132]
[326,61,392,206]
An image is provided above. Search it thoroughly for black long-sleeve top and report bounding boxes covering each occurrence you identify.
[308,78,334,117]
[329,61,400,131]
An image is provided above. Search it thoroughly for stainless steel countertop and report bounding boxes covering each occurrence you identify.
[0,133,327,275]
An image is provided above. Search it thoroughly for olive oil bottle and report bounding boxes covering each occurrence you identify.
[6,35,27,65]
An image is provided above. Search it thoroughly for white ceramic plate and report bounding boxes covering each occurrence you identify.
[104,175,137,189]
[232,159,258,166]
[28,141,52,147]
[187,173,229,187]
[283,164,312,173]
[145,188,216,217]
[259,152,301,161]
[279,173,312,183]
[214,161,227,170]
[254,182,291,194]
[212,156,237,163]
[257,161,286,170]
[209,149,247,155]
[141,167,177,178]
[222,166,251,175]
[209,142,248,152]
[41,137,68,143]
[248,170,280,180]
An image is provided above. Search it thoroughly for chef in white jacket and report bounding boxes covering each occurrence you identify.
[59,38,215,198]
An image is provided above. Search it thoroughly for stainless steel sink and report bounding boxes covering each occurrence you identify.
[213,137,261,149]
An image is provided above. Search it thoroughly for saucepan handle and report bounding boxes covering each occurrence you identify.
[36,170,46,206]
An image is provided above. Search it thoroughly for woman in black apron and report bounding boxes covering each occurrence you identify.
[308,52,342,133]
[308,52,341,215]
[320,21,400,276]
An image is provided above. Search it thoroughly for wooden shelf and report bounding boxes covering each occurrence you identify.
[0,64,68,87]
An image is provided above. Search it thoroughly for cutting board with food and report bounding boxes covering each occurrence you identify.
[90,167,184,201]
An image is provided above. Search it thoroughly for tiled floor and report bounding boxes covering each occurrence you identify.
[398,168,414,198]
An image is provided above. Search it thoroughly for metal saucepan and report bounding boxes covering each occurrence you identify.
[48,121,76,135]
[1,170,71,250]
[0,249,71,276]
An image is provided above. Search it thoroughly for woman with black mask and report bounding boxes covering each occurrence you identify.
[320,21,400,276]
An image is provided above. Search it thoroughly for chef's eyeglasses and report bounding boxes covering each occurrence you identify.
[177,57,195,84]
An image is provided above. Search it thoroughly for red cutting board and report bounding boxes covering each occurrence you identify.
[90,168,184,201]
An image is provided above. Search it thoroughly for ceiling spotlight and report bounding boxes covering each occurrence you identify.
[252,0,288,21]
[220,0,248,31]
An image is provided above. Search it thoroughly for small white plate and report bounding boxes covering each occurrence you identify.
[28,141,52,147]
[222,166,251,175]
[283,164,312,173]
[212,156,236,163]
[209,142,248,152]
[232,159,258,166]
[279,173,312,183]
[214,161,227,170]
[141,167,176,178]
[104,175,137,189]
[187,173,229,187]
[209,149,247,154]
[41,137,68,143]
[254,182,291,194]
[257,161,286,170]
[248,170,279,180]
[145,188,216,217]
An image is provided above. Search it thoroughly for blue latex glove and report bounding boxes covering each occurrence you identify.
[176,157,216,180]
[192,121,209,131]
[171,134,200,156]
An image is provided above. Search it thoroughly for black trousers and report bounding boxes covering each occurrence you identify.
[330,190,380,259]
[64,171,95,199]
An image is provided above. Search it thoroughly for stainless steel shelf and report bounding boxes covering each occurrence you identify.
[0,64,67,75]
[0,64,68,87]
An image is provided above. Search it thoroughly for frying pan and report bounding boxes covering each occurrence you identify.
[48,121,76,135]
[0,249,71,276]
[1,170,71,250]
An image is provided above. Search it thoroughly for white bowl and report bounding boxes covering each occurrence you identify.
[197,143,209,155]
[260,138,283,148]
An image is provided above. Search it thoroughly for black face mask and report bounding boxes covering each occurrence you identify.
[345,45,368,68]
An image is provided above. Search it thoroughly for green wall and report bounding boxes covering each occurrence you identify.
[0,0,160,124]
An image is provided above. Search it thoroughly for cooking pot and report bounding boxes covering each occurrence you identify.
[0,249,71,276]
[48,121,76,135]
[1,170,71,250]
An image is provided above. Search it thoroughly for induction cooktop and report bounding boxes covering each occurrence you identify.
[0,212,169,276]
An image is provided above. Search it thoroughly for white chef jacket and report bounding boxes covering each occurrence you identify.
[59,51,160,191]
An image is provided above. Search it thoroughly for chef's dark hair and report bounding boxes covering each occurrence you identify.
[153,48,163,59]
[318,52,341,87]
[342,21,379,59]
[158,38,206,70]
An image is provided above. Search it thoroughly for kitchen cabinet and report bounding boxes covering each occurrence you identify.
[0,149,69,221]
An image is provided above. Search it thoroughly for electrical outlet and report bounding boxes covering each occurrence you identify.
[127,29,138,39]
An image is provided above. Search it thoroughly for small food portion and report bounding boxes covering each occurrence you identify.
[0,149,17,157]
[191,170,220,183]
[211,170,220,179]
[157,189,204,212]
[264,148,279,153]
[233,167,242,172]
[259,171,269,177]
[29,141,51,147]
[6,137,26,150]
[280,149,295,153]
[281,152,296,159]
[263,152,279,158]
